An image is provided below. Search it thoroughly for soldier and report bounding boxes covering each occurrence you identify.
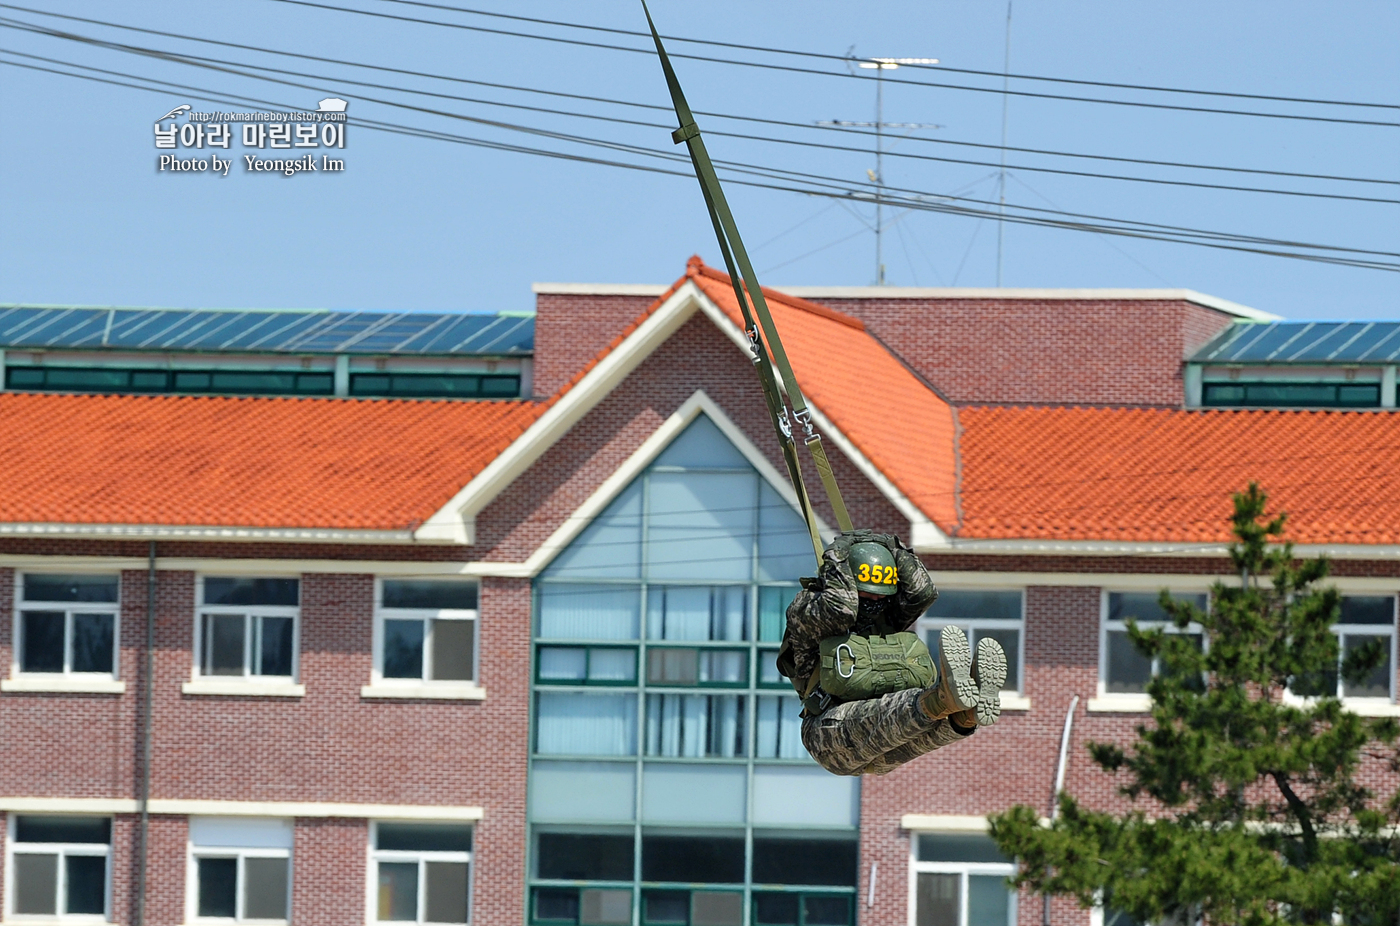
[779,531,1006,777]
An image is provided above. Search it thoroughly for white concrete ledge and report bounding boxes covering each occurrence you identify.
[1342,699,1400,717]
[0,797,139,814]
[1087,695,1152,713]
[531,282,667,295]
[182,680,305,698]
[999,694,1032,712]
[146,800,484,820]
[360,683,487,701]
[2,677,126,694]
[900,814,990,832]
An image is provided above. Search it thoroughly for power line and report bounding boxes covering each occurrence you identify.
[2,51,1394,272]
[7,18,1396,209]
[367,0,1400,113]
[3,6,1395,188]
[253,0,1400,129]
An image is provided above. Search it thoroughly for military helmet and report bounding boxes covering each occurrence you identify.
[849,541,898,596]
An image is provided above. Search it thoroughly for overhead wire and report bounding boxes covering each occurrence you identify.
[1,5,1394,188]
[3,49,1394,272]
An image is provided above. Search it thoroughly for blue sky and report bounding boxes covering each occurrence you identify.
[0,1,1396,320]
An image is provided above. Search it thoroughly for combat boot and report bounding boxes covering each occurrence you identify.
[970,636,1008,726]
[919,625,978,720]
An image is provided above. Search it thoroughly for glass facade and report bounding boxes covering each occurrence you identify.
[528,415,859,925]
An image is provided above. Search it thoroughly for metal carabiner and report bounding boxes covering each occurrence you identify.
[836,643,856,679]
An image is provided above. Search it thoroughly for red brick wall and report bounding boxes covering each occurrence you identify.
[812,297,1236,407]
[532,293,660,398]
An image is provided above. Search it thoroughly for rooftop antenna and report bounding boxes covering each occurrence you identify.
[820,56,940,286]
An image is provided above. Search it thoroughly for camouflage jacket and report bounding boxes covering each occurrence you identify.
[780,530,939,686]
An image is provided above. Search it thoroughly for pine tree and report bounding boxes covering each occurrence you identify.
[990,484,1400,925]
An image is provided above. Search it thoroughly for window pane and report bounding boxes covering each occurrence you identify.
[65,855,108,914]
[691,892,743,926]
[24,574,119,603]
[1108,592,1205,623]
[647,587,748,641]
[643,891,689,924]
[644,694,746,758]
[242,857,288,918]
[758,587,797,643]
[751,838,857,886]
[537,833,633,880]
[1105,631,1152,694]
[536,692,637,756]
[641,835,745,883]
[646,472,755,582]
[210,371,298,393]
[539,585,640,640]
[45,368,130,390]
[130,370,169,391]
[382,580,478,610]
[803,895,852,926]
[378,824,473,853]
[20,611,64,673]
[425,861,470,924]
[539,647,587,682]
[654,415,750,468]
[926,590,1021,621]
[1341,596,1394,625]
[589,648,637,683]
[14,854,58,914]
[754,894,800,925]
[204,614,247,676]
[384,619,426,679]
[1343,634,1392,698]
[204,577,299,606]
[175,371,212,391]
[917,834,1010,864]
[915,872,960,926]
[755,695,805,760]
[579,888,631,926]
[16,816,111,843]
[295,373,334,394]
[432,619,475,681]
[975,628,1020,691]
[544,483,642,582]
[968,874,1012,926]
[758,650,784,687]
[7,367,45,387]
[197,857,238,918]
[648,648,699,685]
[378,862,418,922]
[699,650,746,685]
[71,613,115,673]
[259,616,295,676]
[758,481,813,583]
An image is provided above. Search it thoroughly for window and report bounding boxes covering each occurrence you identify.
[6,816,111,920]
[196,578,299,680]
[1101,592,1207,695]
[188,817,291,924]
[350,373,520,399]
[1202,381,1380,408]
[919,590,1023,693]
[373,823,473,925]
[1292,595,1396,702]
[912,833,1015,926]
[375,580,479,685]
[4,365,333,396]
[15,574,119,678]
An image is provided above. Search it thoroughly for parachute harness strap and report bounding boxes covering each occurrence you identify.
[641,1,854,560]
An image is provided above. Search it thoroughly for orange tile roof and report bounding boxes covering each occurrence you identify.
[0,392,543,531]
[956,406,1400,544]
[686,260,960,531]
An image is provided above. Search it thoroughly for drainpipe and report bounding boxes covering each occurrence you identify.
[135,542,156,926]
[1042,695,1080,926]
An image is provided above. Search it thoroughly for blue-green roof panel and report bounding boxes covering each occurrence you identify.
[1191,322,1400,364]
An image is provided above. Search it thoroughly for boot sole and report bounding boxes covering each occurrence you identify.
[972,637,1008,726]
[938,625,978,712]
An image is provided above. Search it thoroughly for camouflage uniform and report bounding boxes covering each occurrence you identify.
[782,531,974,777]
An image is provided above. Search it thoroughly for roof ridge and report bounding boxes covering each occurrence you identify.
[687,258,865,331]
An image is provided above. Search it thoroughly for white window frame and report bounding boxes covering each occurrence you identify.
[1093,590,1207,711]
[192,576,300,684]
[186,844,292,925]
[915,588,1026,698]
[4,814,113,923]
[369,578,480,692]
[11,572,121,681]
[369,821,474,926]
[906,830,1017,926]
[1285,594,1398,711]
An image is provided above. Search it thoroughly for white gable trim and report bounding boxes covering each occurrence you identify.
[414,282,707,543]
[467,390,831,578]
[686,291,950,550]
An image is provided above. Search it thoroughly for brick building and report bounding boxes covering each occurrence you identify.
[1,259,1397,926]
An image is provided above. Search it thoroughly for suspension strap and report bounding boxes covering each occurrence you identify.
[641,2,855,558]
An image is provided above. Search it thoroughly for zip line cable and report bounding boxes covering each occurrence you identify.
[259,0,1400,129]
[2,6,1394,189]
[3,50,1395,273]
[8,19,1390,208]
[365,0,1400,113]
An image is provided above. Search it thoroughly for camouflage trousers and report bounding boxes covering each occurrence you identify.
[801,687,972,777]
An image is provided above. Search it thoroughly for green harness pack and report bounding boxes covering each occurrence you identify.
[817,632,934,701]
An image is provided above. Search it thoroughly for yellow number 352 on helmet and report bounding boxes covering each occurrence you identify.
[850,542,898,595]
